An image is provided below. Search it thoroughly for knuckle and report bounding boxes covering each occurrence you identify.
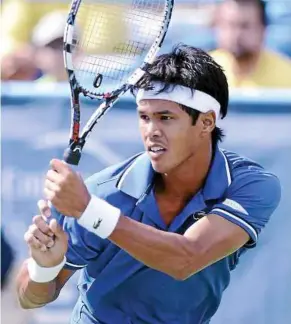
[36,231,50,244]
[44,188,54,201]
[30,225,39,235]
[39,236,50,245]
[28,236,35,245]
[54,185,62,194]
[24,231,29,241]
[34,216,49,231]
[28,224,36,233]
[44,179,50,188]
[46,169,54,179]
[32,215,42,224]
[24,232,34,244]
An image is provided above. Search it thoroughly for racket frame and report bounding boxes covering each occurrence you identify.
[63,0,174,165]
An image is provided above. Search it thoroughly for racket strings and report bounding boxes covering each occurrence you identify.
[70,0,168,95]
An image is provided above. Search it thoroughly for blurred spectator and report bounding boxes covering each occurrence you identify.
[1,45,42,81]
[32,11,68,82]
[211,0,291,88]
[1,0,69,57]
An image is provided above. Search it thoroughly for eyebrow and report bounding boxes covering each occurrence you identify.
[137,110,175,115]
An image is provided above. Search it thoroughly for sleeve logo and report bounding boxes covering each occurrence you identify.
[222,199,249,215]
[93,218,103,229]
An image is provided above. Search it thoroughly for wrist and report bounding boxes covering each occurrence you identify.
[77,195,121,239]
[27,257,66,283]
[76,191,92,219]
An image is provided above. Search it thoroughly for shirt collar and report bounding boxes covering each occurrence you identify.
[116,147,231,201]
[116,153,155,199]
[202,147,232,201]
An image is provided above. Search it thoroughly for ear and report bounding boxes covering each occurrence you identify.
[200,111,216,136]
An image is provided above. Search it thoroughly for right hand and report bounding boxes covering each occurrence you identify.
[24,200,68,268]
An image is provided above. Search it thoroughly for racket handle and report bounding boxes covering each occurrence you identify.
[63,147,82,165]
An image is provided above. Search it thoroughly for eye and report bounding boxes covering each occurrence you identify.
[139,114,150,121]
[160,115,173,121]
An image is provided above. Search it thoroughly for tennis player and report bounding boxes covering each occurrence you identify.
[16,45,281,324]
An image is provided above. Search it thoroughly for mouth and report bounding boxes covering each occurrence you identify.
[148,145,167,159]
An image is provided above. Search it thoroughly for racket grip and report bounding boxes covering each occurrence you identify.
[63,147,81,165]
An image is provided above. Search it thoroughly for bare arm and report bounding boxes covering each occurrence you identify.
[109,214,249,280]
[42,160,249,281]
[17,206,74,310]
[16,261,74,309]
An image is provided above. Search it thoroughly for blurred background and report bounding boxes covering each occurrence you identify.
[1,0,291,324]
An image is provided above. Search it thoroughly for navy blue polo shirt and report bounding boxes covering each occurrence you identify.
[55,147,281,324]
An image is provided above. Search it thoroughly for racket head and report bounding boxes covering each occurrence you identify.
[63,0,174,99]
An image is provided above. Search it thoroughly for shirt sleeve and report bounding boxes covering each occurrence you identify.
[51,176,106,271]
[211,167,281,248]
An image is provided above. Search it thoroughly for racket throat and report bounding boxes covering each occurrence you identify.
[64,140,85,165]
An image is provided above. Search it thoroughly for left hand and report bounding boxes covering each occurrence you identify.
[44,159,91,218]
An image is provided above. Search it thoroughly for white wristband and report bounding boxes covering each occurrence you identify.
[27,257,66,283]
[77,195,121,239]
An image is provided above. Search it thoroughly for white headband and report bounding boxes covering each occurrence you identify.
[136,82,221,121]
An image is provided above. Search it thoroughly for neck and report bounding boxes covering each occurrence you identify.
[156,142,213,202]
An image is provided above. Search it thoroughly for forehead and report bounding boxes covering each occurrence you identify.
[137,99,182,113]
[219,2,261,24]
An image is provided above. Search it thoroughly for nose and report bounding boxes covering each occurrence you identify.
[146,120,162,139]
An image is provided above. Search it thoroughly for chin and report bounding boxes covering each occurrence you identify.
[150,160,171,174]
[232,48,253,60]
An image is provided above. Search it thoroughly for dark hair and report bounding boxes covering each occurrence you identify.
[229,0,267,26]
[133,44,229,147]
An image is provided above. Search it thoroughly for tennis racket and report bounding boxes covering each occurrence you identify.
[63,0,174,165]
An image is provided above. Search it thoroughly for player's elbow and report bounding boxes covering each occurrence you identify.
[170,270,191,281]
[169,239,205,281]
[18,296,46,310]
[18,298,29,309]
[19,301,34,310]
[170,263,199,281]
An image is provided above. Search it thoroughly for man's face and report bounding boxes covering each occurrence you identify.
[216,1,265,59]
[138,99,205,174]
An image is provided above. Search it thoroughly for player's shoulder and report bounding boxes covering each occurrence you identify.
[84,152,143,194]
[222,148,281,193]
[223,148,263,173]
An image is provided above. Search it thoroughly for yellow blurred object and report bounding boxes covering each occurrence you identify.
[210,48,291,88]
[1,1,128,56]
[1,0,69,55]
[76,4,128,55]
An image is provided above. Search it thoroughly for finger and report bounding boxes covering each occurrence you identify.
[46,169,63,183]
[43,187,55,202]
[32,215,54,237]
[46,240,55,248]
[50,159,70,175]
[44,179,60,193]
[49,219,65,238]
[37,199,51,218]
[29,224,55,246]
[24,232,47,251]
